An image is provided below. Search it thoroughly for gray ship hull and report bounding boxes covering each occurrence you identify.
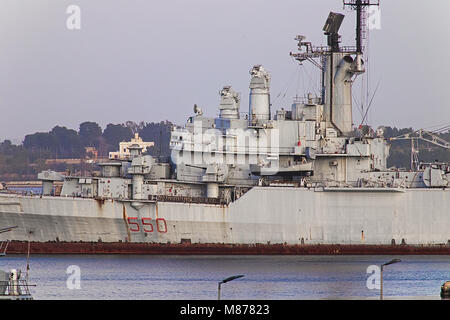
[1,187,449,254]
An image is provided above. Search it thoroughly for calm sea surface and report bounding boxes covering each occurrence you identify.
[0,255,448,300]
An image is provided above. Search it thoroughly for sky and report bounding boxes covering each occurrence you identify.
[1,0,449,143]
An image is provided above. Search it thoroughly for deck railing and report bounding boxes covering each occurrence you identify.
[0,280,34,298]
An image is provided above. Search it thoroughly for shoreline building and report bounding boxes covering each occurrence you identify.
[108,133,154,160]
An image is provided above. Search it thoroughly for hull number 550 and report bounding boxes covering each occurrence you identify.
[127,217,167,233]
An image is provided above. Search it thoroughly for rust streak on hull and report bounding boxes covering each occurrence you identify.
[5,241,450,255]
[122,203,131,242]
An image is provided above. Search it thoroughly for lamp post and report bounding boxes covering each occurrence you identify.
[380,259,401,300]
[218,275,244,300]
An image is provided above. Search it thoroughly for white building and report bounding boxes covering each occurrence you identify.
[108,133,154,160]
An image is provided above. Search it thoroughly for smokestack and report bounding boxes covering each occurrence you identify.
[248,65,271,126]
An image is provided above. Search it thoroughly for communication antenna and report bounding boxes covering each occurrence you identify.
[343,0,380,53]
[344,0,380,127]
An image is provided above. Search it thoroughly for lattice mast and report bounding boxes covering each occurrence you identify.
[290,7,367,135]
[343,0,380,53]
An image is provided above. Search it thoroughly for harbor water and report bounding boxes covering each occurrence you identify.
[0,255,448,300]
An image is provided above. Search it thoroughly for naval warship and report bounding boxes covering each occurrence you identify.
[1,1,449,254]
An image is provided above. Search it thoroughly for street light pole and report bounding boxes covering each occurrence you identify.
[217,275,244,300]
[380,259,401,300]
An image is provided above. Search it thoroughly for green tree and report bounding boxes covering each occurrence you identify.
[23,132,58,156]
[138,121,173,158]
[49,126,83,158]
[79,121,102,148]
[102,123,133,151]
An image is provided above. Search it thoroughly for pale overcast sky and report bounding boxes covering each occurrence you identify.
[1,0,449,143]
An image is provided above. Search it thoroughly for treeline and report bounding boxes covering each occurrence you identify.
[22,120,172,159]
[0,124,449,181]
[0,121,173,180]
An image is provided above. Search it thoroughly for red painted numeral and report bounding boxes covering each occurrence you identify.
[141,217,154,232]
[127,217,140,232]
[156,218,167,233]
[128,217,167,233]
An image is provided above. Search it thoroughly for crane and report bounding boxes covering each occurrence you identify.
[390,129,450,171]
